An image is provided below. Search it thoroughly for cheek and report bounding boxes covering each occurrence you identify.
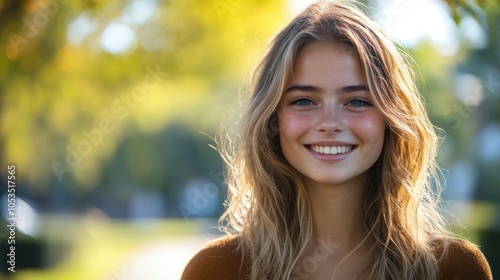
[278,112,313,135]
[354,113,385,148]
[278,113,310,154]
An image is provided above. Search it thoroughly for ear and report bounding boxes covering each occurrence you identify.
[269,115,279,136]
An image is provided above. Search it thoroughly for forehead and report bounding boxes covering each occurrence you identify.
[288,42,365,84]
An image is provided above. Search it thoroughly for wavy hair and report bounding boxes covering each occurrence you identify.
[219,1,449,279]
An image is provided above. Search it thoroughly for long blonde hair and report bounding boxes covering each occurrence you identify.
[219,1,449,279]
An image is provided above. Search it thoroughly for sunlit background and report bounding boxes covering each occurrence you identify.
[0,0,499,279]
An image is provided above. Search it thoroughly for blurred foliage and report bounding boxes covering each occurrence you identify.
[396,0,500,276]
[414,0,500,201]
[0,0,288,215]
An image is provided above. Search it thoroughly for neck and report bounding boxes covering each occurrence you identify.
[304,173,368,256]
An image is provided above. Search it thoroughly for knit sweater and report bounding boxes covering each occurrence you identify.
[181,235,492,280]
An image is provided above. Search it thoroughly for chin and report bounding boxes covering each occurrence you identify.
[304,176,351,186]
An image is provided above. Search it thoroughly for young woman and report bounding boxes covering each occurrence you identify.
[182,1,492,279]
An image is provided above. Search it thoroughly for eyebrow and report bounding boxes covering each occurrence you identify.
[284,84,368,94]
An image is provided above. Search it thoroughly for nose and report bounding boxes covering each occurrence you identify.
[315,103,346,134]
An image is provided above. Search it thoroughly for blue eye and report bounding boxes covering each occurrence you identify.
[292,98,314,106]
[347,99,370,107]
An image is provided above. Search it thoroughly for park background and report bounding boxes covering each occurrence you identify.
[0,0,499,279]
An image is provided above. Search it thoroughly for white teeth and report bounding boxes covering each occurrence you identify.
[310,145,352,155]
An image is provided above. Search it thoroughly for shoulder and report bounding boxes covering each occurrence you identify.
[435,237,492,280]
[181,235,249,280]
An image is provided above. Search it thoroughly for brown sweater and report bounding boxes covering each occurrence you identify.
[182,235,492,280]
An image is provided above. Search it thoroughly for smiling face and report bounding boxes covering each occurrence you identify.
[277,41,385,187]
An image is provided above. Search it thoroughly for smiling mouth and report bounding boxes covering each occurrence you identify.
[307,145,356,155]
